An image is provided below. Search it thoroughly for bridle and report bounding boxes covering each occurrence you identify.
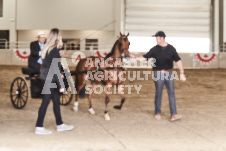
[118,36,129,55]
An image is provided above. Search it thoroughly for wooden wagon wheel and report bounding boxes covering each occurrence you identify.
[10,77,29,109]
[60,87,73,105]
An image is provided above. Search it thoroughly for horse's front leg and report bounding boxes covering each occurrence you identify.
[88,83,95,115]
[114,84,125,110]
[104,84,111,120]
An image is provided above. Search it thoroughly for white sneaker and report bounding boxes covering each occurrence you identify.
[170,114,182,122]
[35,127,52,135]
[57,124,74,132]
[154,114,162,120]
[88,108,95,115]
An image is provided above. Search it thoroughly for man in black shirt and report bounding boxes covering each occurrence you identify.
[132,31,186,121]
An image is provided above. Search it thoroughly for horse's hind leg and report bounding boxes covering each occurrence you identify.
[114,84,125,110]
[73,94,79,112]
[104,85,111,120]
[73,76,79,112]
[73,95,79,112]
[73,74,86,112]
[73,83,85,112]
[88,83,95,115]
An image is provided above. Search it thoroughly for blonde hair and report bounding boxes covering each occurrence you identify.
[41,28,63,59]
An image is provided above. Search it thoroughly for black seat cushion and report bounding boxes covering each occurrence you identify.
[22,67,40,75]
[22,68,30,75]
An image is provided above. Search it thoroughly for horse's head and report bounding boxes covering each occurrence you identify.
[118,32,130,57]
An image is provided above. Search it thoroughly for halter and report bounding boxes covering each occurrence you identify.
[118,36,128,54]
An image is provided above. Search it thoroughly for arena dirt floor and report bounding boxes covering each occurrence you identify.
[0,65,226,151]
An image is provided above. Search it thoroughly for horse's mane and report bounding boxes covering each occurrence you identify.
[105,39,119,59]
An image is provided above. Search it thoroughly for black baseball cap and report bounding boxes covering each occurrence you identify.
[152,31,166,37]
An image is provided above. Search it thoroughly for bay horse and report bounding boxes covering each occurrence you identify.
[72,33,130,120]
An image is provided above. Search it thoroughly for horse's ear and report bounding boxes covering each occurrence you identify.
[127,33,129,37]
[120,32,122,36]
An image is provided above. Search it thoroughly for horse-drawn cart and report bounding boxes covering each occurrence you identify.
[10,67,73,109]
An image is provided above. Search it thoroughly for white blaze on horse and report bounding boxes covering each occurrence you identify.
[72,33,130,120]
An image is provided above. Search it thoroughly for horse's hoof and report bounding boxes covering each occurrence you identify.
[74,102,79,107]
[88,108,95,115]
[104,113,110,121]
[113,105,121,110]
[73,106,78,112]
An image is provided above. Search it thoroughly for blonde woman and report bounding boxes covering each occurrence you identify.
[35,28,74,135]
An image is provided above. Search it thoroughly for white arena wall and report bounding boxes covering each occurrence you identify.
[16,0,115,31]
[0,0,225,68]
[0,49,226,69]
[18,30,115,43]
[1,0,225,53]
[1,0,124,42]
[17,30,116,51]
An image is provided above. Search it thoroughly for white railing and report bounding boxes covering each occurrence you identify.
[220,43,226,52]
[0,41,113,51]
[0,40,30,49]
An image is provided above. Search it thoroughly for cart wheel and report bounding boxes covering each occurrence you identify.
[10,77,29,109]
[60,87,73,105]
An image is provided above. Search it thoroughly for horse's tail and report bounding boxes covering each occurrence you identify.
[71,70,86,99]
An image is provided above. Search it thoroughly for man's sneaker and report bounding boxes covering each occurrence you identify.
[170,114,182,122]
[57,124,74,132]
[35,127,52,135]
[154,114,161,120]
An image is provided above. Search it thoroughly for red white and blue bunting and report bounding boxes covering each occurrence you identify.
[14,49,30,61]
[195,53,216,65]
